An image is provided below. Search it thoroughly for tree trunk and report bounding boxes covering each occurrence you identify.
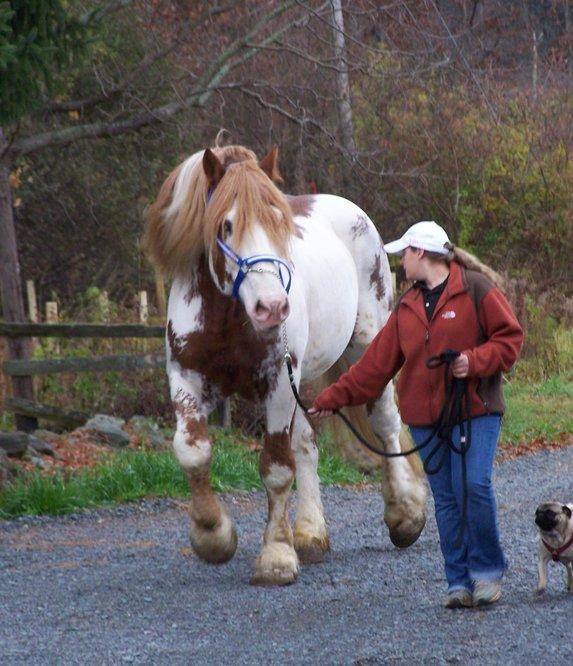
[331,0,356,160]
[565,0,572,79]
[532,29,539,102]
[0,128,37,432]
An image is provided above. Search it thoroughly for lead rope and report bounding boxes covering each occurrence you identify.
[281,323,471,547]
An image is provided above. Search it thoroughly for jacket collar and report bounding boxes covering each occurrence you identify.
[401,262,468,326]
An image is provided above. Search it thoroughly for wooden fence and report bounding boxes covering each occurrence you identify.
[0,320,167,431]
[2,273,397,432]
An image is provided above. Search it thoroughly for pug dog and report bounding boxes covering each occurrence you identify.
[534,502,573,594]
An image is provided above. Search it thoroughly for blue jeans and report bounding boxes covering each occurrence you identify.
[410,415,507,593]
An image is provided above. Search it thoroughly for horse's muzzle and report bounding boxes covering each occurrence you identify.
[253,298,290,328]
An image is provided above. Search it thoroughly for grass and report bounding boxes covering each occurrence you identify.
[0,411,15,431]
[1,371,571,519]
[0,430,364,519]
[501,372,572,444]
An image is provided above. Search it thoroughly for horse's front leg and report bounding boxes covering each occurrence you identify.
[170,371,237,564]
[251,389,299,586]
[291,408,329,563]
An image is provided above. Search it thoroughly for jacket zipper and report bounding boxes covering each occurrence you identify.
[476,379,490,413]
[424,328,435,422]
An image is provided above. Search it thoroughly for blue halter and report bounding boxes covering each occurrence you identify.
[206,186,292,300]
[216,237,293,300]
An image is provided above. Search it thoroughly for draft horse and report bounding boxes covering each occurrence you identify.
[144,144,427,585]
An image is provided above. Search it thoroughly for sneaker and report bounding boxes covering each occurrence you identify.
[473,580,501,607]
[443,589,473,609]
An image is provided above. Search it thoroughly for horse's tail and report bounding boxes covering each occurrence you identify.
[310,358,423,477]
[450,247,505,291]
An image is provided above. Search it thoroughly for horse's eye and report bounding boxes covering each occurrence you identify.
[223,219,233,238]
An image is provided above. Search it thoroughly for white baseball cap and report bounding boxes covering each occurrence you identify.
[384,221,451,256]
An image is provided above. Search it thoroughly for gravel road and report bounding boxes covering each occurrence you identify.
[1,446,571,665]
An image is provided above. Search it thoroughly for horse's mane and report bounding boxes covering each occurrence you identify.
[144,145,294,277]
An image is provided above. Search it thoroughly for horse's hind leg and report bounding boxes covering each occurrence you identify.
[251,391,299,586]
[346,327,427,548]
[368,384,427,547]
[291,409,329,563]
[170,371,237,564]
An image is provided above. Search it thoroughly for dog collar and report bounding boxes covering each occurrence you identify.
[542,534,573,562]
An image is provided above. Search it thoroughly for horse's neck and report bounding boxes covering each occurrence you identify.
[182,258,280,381]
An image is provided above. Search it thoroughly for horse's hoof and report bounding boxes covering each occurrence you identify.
[250,568,298,586]
[386,513,426,549]
[189,512,238,564]
[294,532,330,564]
[250,543,299,586]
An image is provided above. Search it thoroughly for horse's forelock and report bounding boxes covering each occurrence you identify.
[203,158,295,260]
[144,145,293,278]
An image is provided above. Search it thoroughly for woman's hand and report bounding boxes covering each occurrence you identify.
[307,407,334,419]
[452,353,469,378]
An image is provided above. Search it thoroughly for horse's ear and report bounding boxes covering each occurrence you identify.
[203,148,226,189]
[259,146,283,184]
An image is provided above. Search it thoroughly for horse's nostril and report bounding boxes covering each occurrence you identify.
[280,301,290,318]
[255,300,271,318]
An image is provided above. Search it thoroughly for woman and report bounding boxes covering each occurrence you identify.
[309,221,523,609]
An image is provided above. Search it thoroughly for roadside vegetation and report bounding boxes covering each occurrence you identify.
[0,327,571,519]
[501,327,572,444]
[0,430,363,519]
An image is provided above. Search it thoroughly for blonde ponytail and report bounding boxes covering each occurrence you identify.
[449,245,505,291]
[424,242,505,291]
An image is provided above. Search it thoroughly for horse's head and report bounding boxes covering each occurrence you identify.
[202,147,295,331]
[144,143,295,331]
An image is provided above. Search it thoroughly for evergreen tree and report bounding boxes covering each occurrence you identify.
[0,0,87,124]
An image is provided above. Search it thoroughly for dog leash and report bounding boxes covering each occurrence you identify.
[283,339,472,546]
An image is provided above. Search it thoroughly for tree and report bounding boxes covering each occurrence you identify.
[1,0,88,430]
[0,0,310,430]
[0,0,86,124]
[330,0,356,164]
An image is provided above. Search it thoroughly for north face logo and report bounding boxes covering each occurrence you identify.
[442,310,456,319]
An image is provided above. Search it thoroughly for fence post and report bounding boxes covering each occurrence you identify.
[139,291,149,324]
[45,301,60,355]
[26,279,39,353]
[99,291,110,322]
[45,301,58,325]
[154,270,167,318]
[222,398,232,428]
[213,398,232,428]
[26,280,38,323]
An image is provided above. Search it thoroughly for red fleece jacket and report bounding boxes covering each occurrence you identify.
[313,262,524,426]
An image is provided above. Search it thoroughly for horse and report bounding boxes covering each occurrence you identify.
[144,143,427,586]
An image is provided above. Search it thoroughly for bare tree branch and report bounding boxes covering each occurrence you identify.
[193,0,299,106]
[7,1,312,157]
[80,0,134,26]
[43,1,243,115]
[428,0,499,123]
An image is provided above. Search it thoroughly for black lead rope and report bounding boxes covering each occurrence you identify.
[285,349,472,547]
